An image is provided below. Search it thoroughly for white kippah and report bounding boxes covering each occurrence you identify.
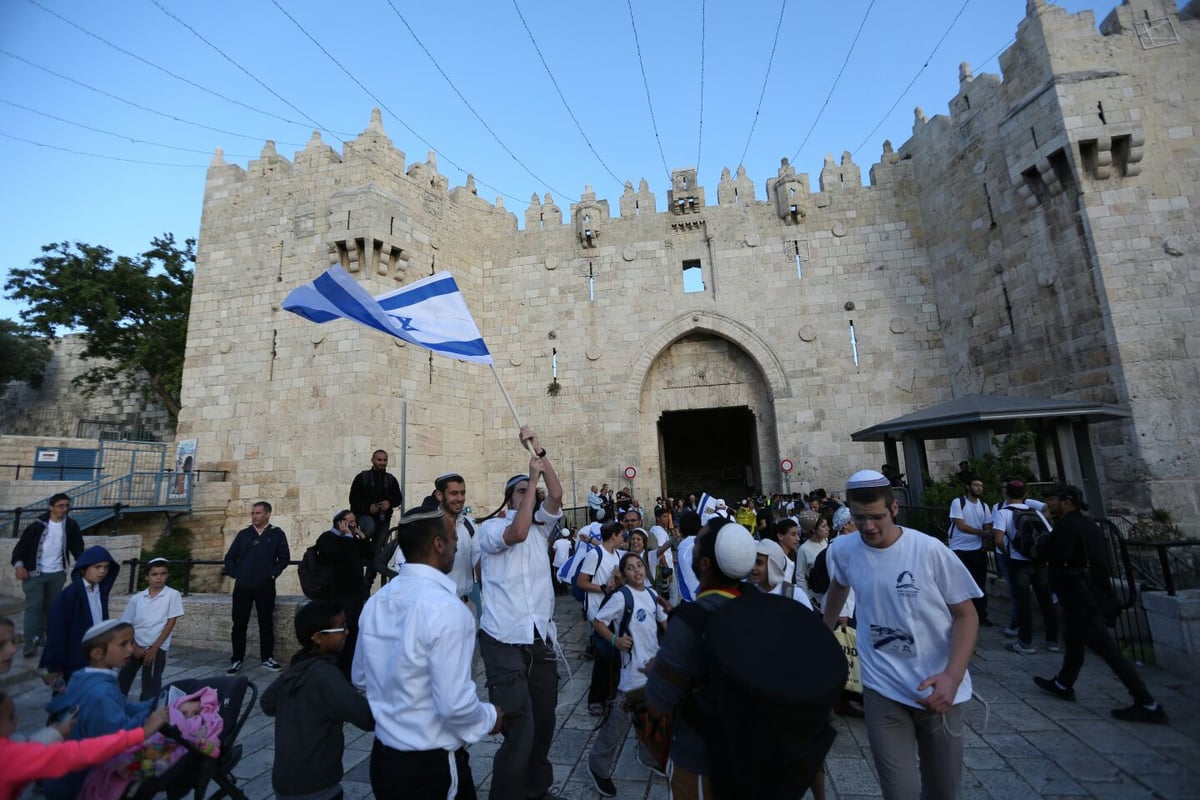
[714,522,756,580]
[82,619,124,645]
[846,469,891,491]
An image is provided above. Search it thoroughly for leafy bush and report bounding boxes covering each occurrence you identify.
[920,426,1039,514]
[136,525,194,592]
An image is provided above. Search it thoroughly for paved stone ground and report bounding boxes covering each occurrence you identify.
[6,593,1200,800]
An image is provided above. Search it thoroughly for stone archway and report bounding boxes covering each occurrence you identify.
[633,320,782,499]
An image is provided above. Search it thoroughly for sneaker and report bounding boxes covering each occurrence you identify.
[1002,626,1019,638]
[1005,641,1036,655]
[1033,676,1076,701]
[635,747,667,778]
[1111,703,1169,725]
[261,657,283,672]
[589,768,617,798]
[1047,641,1061,653]
[225,660,243,675]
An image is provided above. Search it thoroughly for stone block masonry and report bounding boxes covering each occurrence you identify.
[176,0,1200,548]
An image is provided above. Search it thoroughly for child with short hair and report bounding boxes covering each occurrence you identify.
[0,687,169,800]
[42,620,158,800]
[261,600,374,800]
[119,557,185,700]
[40,545,119,686]
[586,552,669,797]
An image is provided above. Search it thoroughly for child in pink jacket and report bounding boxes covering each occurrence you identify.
[0,688,168,800]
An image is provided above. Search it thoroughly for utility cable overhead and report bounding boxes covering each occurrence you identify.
[791,0,877,163]
[972,38,1015,74]
[385,1,574,202]
[148,0,326,134]
[0,49,306,147]
[737,0,789,169]
[23,0,339,134]
[696,0,706,173]
[510,0,622,187]
[852,0,972,155]
[0,97,257,157]
[626,0,671,182]
[265,0,527,205]
[0,131,208,167]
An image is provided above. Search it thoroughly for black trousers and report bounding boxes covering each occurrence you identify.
[1056,604,1153,706]
[587,636,619,707]
[370,740,477,800]
[478,631,558,800]
[230,583,275,662]
[117,648,167,701]
[953,548,990,624]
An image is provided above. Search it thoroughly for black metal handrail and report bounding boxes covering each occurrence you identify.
[122,557,302,597]
[1123,540,1199,597]
[6,503,128,538]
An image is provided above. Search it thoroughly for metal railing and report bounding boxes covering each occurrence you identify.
[4,470,195,537]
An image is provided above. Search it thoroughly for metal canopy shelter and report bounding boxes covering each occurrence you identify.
[851,394,1132,509]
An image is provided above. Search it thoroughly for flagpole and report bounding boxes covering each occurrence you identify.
[490,363,536,454]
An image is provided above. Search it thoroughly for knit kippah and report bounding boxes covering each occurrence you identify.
[846,469,890,490]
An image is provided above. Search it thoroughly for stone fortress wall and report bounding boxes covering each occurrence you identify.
[1,335,174,443]
[176,0,1200,554]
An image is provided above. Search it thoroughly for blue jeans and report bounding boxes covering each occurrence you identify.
[1009,559,1058,646]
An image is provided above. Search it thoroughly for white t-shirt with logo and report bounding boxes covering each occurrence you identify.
[826,527,982,709]
[593,585,668,692]
[948,497,992,551]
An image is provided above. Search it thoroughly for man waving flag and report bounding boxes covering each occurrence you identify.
[282,264,493,365]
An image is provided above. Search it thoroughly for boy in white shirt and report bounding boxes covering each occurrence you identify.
[118,558,184,700]
[822,470,981,800]
[586,552,668,796]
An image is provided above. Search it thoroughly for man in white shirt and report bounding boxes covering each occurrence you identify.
[993,479,1058,654]
[948,476,994,627]
[436,472,478,609]
[476,427,564,800]
[823,470,981,800]
[355,506,502,800]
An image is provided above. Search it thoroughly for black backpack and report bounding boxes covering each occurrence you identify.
[672,590,845,799]
[298,545,334,600]
[807,549,831,595]
[1010,507,1051,559]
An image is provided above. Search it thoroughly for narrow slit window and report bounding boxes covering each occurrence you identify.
[682,260,705,293]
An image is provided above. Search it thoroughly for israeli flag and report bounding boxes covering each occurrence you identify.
[282,264,493,365]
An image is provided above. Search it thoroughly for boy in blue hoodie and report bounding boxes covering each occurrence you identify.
[40,545,119,686]
[43,620,160,800]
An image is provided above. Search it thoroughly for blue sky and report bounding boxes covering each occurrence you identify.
[0,0,1145,323]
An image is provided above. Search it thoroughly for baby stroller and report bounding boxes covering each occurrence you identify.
[125,675,258,800]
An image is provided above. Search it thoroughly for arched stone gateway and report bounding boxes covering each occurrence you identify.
[632,313,785,501]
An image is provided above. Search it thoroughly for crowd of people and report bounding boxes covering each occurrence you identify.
[4,440,1171,800]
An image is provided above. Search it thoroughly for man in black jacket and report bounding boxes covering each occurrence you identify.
[223,501,290,675]
[349,449,403,586]
[315,509,372,674]
[1032,485,1167,724]
[10,493,84,658]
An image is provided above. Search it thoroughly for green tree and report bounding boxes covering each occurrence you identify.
[921,426,1039,512]
[5,234,193,419]
[0,319,52,388]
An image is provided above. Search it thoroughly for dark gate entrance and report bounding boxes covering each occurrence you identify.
[658,406,759,501]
